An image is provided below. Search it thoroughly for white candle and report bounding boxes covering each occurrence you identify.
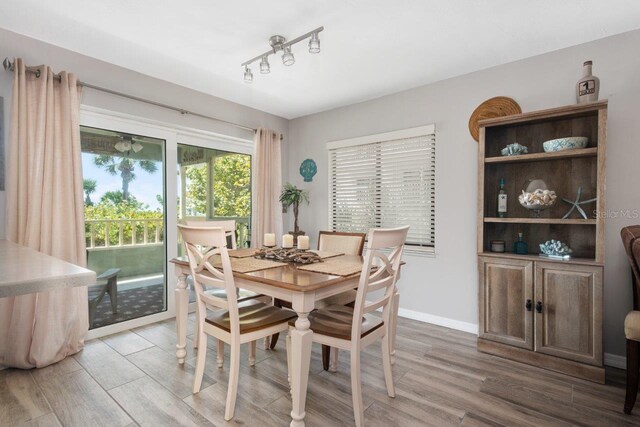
[264,233,276,247]
[282,234,294,248]
[297,235,310,250]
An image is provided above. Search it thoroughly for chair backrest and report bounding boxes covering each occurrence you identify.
[622,226,640,310]
[351,226,409,342]
[178,224,241,332]
[318,231,366,256]
[185,219,238,249]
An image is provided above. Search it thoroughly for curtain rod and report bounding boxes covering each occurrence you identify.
[2,57,283,140]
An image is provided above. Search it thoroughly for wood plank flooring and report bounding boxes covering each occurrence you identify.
[1,313,638,426]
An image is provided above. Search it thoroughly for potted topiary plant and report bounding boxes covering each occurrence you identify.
[279,183,309,244]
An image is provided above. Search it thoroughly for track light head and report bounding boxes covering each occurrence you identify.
[260,56,270,74]
[243,66,253,83]
[282,46,295,66]
[309,33,320,54]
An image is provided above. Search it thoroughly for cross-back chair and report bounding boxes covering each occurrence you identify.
[179,224,296,421]
[183,220,262,348]
[269,231,366,369]
[287,226,408,426]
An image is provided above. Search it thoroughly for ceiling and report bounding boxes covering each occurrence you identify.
[2,1,640,119]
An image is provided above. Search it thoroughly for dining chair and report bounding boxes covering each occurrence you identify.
[622,226,640,414]
[270,231,366,369]
[286,226,408,426]
[179,224,296,421]
[183,220,262,349]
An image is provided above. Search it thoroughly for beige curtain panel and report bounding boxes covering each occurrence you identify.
[0,58,88,368]
[251,128,283,248]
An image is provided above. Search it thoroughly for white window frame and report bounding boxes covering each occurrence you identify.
[327,124,436,255]
[81,105,253,339]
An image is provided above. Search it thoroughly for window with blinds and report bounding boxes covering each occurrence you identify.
[327,125,436,252]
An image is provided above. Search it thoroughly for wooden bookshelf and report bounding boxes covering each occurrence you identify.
[476,101,607,383]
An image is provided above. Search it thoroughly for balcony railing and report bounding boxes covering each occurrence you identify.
[86,219,164,249]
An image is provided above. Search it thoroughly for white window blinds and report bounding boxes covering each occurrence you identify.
[328,125,436,251]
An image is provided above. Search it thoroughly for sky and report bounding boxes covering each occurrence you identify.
[82,153,164,211]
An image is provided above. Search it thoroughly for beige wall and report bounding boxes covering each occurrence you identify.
[287,29,640,360]
[0,28,289,239]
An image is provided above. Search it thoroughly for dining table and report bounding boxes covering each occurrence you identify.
[171,251,401,427]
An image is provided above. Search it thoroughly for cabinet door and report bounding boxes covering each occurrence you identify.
[479,257,534,349]
[534,262,603,365]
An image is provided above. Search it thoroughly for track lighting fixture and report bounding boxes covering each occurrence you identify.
[281,46,295,66]
[243,66,253,83]
[241,26,323,81]
[260,56,270,74]
[309,32,320,54]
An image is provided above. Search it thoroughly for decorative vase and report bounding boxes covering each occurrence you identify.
[576,60,599,104]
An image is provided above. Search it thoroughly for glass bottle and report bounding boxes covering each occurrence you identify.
[576,60,600,104]
[497,178,507,218]
[514,232,528,255]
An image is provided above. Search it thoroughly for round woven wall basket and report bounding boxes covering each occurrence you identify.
[468,97,521,142]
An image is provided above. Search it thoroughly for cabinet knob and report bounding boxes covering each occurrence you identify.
[535,301,543,313]
[525,299,532,311]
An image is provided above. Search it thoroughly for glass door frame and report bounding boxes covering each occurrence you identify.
[81,106,253,339]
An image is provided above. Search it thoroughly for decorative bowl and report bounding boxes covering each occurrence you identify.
[501,143,528,156]
[518,179,557,217]
[542,136,588,152]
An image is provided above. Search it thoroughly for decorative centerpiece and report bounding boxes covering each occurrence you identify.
[254,247,322,264]
[501,143,528,156]
[542,136,588,152]
[280,183,309,245]
[539,239,573,259]
[518,179,557,217]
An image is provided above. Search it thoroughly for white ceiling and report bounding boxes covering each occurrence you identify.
[2,1,640,119]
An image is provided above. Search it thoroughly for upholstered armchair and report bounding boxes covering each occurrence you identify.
[622,226,640,414]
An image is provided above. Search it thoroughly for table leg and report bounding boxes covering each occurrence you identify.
[175,272,189,364]
[289,294,314,427]
[289,313,312,427]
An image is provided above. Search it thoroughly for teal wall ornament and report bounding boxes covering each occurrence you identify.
[299,158,317,182]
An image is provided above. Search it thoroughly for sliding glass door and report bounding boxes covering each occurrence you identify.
[81,126,167,330]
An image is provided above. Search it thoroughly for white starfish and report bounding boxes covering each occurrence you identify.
[561,187,597,219]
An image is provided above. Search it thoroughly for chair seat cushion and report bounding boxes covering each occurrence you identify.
[626,311,640,341]
[292,305,383,340]
[205,288,262,302]
[206,300,296,334]
[315,290,357,309]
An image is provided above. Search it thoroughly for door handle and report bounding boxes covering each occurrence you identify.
[535,301,543,314]
[525,299,532,311]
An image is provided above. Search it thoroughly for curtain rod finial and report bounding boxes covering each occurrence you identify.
[3,57,14,72]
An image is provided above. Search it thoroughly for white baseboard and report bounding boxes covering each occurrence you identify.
[396,307,626,369]
[397,307,479,335]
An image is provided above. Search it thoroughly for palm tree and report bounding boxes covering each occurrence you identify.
[83,178,97,205]
[93,155,158,201]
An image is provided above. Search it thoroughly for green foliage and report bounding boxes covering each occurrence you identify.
[182,154,251,218]
[83,178,97,206]
[212,154,251,217]
[93,154,158,200]
[279,183,309,207]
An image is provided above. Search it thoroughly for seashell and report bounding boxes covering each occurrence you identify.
[501,143,529,156]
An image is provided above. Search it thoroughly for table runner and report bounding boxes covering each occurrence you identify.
[227,248,257,258]
[297,259,363,277]
[308,250,344,259]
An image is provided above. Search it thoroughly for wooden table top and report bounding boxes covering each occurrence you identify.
[0,240,96,298]
[171,254,363,292]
